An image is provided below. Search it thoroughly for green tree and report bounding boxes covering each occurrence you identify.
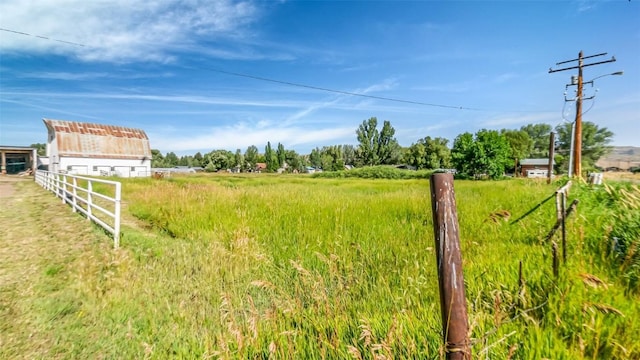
[319,145,345,171]
[164,152,179,167]
[423,137,451,169]
[555,121,613,172]
[451,130,510,179]
[355,117,400,166]
[356,117,379,166]
[309,148,322,168]
[378,120,400,164]
[341,144,357,166]
[194,151,203,163]
[404,137,451,170]
[474,129,511,179]
[192,152,203,168]
[285,149,303,172]
[520,123,552,158]
[244,145,258,171]
[404,141,427,169]
[501,129,533,175]
[451,132,475,178]
[234,149,244,169]
[276,143,286,169]
[30,143,46,156]
[151,149,167,168]
[265,142,278,172]
[178,155,191,166]
[204,150,233,172]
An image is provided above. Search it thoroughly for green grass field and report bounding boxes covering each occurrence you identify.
[1,174,638,359]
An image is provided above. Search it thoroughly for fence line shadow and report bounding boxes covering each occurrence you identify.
[510,193,555,225]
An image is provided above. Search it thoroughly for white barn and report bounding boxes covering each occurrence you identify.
[43,118,151,177]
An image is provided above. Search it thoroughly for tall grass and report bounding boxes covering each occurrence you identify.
[113,175,639,358]
[3,175,638,358]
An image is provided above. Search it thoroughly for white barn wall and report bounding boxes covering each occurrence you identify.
[59,157,151,177]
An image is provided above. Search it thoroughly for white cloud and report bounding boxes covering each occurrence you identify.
[0,0,260,62]
[16,71,176,80]
[0,90,302,108]
[148,123,354,153]
[358,78,398,94]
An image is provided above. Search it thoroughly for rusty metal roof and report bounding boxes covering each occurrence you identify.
[43,118,151,160]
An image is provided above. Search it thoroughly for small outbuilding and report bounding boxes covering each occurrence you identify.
[520,158,554,178]
[43,118,152,177]
[0,145,37,175]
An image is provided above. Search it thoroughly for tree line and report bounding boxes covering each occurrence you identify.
[149,117,613,178]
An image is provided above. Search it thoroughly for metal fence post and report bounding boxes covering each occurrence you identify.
[114,182,121,249]
[430,173,471,359]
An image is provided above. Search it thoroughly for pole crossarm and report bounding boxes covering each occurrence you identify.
[549,57,616,73]
[554,52,607,65]
[549,50,617,178]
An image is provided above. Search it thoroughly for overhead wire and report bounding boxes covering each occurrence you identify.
[0,27,86,47]
[1,27,554,114]
[183,65,480,110]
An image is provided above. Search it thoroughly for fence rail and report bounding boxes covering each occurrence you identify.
[35,170,122,248]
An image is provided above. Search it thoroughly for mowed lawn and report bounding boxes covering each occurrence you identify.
[1,175,638,359]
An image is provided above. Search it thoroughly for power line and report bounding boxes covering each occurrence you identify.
[2,27,552,113]
[185,65,480,110]
[1,28,86,47]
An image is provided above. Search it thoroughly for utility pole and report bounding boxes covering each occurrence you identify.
[549,51,616,178]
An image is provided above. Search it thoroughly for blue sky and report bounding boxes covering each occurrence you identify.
[1,0,638,155]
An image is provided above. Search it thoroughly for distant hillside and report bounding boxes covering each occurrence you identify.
[596,146,640,170]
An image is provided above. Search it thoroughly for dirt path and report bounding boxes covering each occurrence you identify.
[0,176,111,358]
[0,175,22,198]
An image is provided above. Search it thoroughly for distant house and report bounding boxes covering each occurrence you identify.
[43,118,151,177]
[520,158,553,178]
[254,163,267,173]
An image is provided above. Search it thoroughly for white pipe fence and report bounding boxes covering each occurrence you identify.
[35,170,122,248]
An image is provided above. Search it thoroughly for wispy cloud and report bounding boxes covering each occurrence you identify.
[0,98,103,120]
[282,78,399,125]
[411,83,472,93]
[148,122,354,153]
[0,90,302,108]
[576,0,597,13]
[16,71,176,80]
[357,78,398,94]
[0,0,263,62]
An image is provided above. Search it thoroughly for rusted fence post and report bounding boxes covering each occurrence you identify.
[430,173,471,360]
[552,241,559,278]
[561,193,567,264]
[547,132,555,184]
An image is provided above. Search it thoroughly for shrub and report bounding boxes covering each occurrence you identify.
[311,166,433,179]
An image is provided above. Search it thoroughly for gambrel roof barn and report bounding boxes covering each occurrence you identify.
[43,118,152,177]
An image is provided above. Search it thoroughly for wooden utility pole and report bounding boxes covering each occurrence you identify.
[574,58,583,178]
[549,51,616,178]
[430,173,470,359]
